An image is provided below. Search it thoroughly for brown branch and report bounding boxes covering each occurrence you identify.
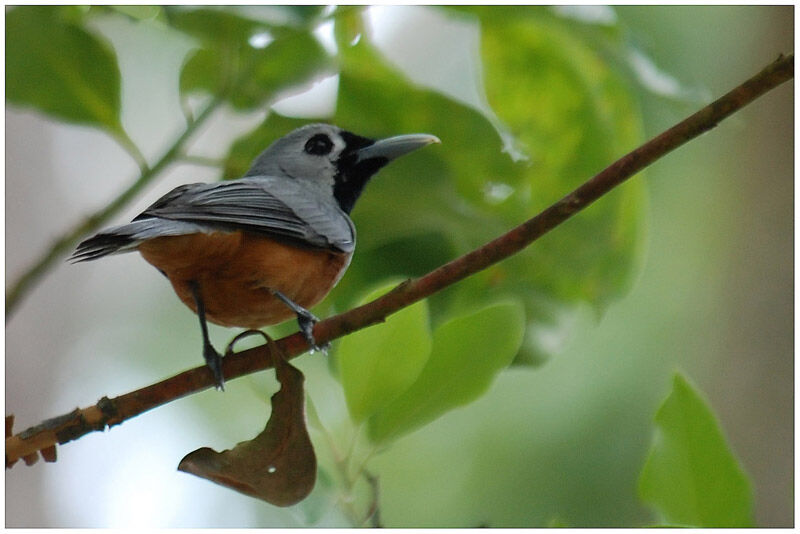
[6,53,793,468]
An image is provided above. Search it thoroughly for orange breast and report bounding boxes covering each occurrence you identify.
[138,231,351,329]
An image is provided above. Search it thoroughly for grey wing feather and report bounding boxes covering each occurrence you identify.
[71,177,354,263]
[70,218,209,262]
[142,177,354,250]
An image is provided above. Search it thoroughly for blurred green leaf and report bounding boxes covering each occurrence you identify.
[167,7,266,40]
[368,301,525,443]
[168,7,332,110]
[475,6,647,303]
[283,5,327,25]
[6,6,124,133]
[438,7,648,363]
[547,516,571,527]
[638,373,753,527]
[337,281,432,422]
[108,5,162,21]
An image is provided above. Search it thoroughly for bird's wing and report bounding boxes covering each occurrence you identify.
[71,177,354,262]
[138,177,355,252]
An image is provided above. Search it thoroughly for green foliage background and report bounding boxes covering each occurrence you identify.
[5,5,793,527]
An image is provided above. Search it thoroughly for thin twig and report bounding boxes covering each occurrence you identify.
[111,128,150,175]
[5,53,793,468]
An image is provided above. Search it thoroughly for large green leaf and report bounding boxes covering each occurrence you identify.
[476,7,647,306]
[638,373,754,527]
[107,5,162,21]
[337,282,433,422]
[368,301,525,443]
[6,6,123,133]
[167,8,332,110]
[452,7,647,364]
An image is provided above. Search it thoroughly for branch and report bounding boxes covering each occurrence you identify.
[5,95,225,318]
[6,53,793,468]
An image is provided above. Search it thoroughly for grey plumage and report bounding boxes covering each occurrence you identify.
[71,125,361,263]
[71,177,355,262]
[71,123,439,264]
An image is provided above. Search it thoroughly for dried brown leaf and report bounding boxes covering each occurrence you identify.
[178,350,316,506]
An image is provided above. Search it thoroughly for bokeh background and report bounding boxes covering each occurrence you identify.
[6,5,793,527]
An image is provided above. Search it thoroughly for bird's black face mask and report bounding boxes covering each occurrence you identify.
[333,131,389,214]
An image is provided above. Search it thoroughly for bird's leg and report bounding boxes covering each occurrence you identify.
[271,290,328,352]
[188,280,225,390]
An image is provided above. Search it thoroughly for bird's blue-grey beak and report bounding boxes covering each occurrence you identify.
[355,133,441,162]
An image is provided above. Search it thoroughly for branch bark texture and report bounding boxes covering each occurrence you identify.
[6,53,793,467]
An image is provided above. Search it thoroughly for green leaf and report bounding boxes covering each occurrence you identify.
[368,301,525,443]
[6,6,123,133]
[167,7,265,41]
[232,31,331,110]
[638,373,754,527]
[169,8,332,110]
[282,5,327,25]
[473,6,648,310]
[337,281,432,422]
[108,5,162,21]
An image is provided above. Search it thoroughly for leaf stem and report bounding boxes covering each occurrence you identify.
[111,127,150,174]
[363,470,382,527]
[180,96,195,126]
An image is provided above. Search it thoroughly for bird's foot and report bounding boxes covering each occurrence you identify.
[296,310,329,354]
[203,342,225,391]
[271,290,329,353]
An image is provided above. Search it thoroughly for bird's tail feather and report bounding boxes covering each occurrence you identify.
[70,218,206,262]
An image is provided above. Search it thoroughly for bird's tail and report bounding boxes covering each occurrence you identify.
[70,218,204,262]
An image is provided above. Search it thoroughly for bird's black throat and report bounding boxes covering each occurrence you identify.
[333,131,389,214]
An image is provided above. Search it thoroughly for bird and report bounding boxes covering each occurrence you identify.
[71,123,440,389]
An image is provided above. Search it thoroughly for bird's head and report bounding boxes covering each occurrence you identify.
[246,123,440,213]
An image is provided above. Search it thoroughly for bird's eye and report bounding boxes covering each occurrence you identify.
[304,134,334,156]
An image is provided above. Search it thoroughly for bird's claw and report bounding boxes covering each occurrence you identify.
[203,343,225,391]
[270,289,328,353]
[296,310,329,353]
